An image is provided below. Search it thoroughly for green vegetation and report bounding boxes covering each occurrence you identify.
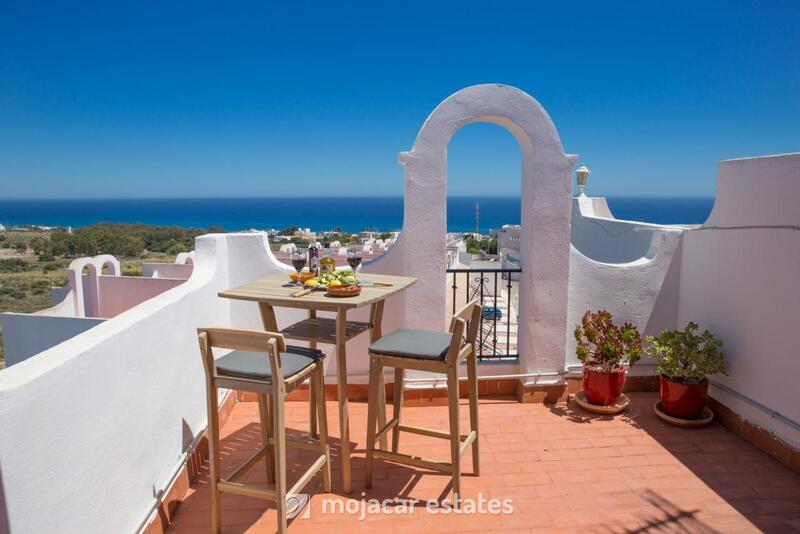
[646,322,726,383]
[0,259,31,273]
[28,224,216,259]
[465,235,497,255]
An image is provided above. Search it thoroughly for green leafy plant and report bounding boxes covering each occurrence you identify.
[574,310,642,372]
[646,322,726,383]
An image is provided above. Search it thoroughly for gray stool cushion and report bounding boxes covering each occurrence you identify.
[369,328,456,361]
[216,345,322,382]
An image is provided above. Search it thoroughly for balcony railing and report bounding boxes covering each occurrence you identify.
[446,267,521,360]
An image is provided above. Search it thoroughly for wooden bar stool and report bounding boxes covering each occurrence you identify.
[197,327,331,534]
[364,300,482,504]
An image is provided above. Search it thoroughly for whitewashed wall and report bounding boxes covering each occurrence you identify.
[97,276,187,318]
[141,262,194,279]
[677,153,800,448]
[0,234,231,533]
[565,197,686,375]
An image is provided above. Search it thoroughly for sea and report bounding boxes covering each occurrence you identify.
[0,197,714,233]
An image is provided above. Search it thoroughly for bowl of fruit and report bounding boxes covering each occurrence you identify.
[304,270,361,296]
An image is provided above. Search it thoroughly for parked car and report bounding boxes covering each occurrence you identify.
[482,306,502,320]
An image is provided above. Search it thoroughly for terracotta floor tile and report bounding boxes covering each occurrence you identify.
[168,393,800,533]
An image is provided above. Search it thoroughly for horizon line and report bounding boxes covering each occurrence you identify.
[0,194,716,201]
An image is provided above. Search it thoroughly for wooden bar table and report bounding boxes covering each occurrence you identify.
[219,272,416,493]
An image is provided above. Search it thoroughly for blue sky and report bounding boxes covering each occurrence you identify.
[1,1,798,199]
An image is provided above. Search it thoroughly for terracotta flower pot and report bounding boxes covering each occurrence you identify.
[660,376,708,419]
[582,365,626,406]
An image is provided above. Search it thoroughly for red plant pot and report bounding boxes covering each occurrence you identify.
[660,376,709,419]
[582,366,626,406]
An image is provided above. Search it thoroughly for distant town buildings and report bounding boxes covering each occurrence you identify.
[293,227,315,239]
[493,224,522,271]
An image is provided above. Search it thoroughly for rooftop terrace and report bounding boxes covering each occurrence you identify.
[1,85,798,534]
[167,393,800,533]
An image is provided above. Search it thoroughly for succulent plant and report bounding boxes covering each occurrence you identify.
[646,322,726,383]
[574,310,642,372]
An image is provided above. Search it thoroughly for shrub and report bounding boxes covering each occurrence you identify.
[0,259,30,273]
[646,323,726,383]
[165,241,190,256]
[574,310,642,372]
[1,288,27,299]
[31,282,49,295]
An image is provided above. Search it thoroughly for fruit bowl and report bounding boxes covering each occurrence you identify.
[326,284,361,297]
[303,269,357,289]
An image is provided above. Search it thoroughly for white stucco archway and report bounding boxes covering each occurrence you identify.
[66,255,122,318]
[95,254,121,276]
[395,84,576,382]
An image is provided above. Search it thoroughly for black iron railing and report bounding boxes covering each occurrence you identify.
[446,267,522,360]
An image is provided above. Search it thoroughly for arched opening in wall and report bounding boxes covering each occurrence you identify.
[447,122,521,360]
[100,262,115,276]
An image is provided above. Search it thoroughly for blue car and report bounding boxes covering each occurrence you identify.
[482,306,502,320]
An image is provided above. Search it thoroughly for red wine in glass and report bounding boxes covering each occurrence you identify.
[347,251,362,270]
[291,252,307,282]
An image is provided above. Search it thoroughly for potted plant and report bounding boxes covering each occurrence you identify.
[647,322,726,419]
[574,310,642,406]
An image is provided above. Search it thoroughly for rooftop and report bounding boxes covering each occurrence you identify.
[1,85,798,534]
[168,393,800,533]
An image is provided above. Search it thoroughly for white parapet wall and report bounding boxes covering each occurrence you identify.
[677,153,800,448]
[141,262,194,280]
[0,234,234,533]
[565,196,686,375]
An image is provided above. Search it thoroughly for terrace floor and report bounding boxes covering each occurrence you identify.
[168,393,800,533]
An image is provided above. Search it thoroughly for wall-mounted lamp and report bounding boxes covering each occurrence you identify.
[576,164,590,197]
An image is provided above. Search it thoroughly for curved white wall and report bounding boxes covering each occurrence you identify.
[571,197,668,263]
[566,197,685,373]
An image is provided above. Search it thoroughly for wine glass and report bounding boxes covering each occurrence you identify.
[347,248,362,281]
[291,251,307,284]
